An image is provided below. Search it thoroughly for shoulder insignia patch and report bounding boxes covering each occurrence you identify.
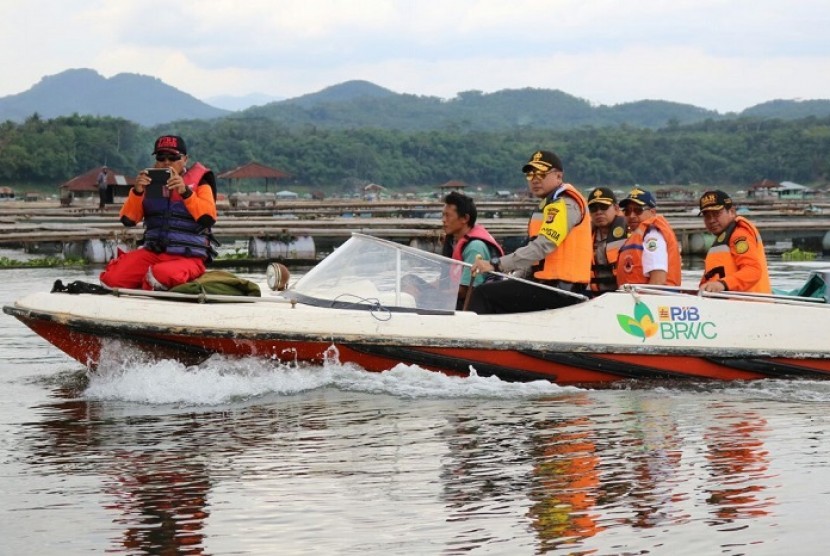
[612,226,625,239]
[734,239,749,254]
[717,232,726,243]
[544,207,559,223]
[646,239,658,252]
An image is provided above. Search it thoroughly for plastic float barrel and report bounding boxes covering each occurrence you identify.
[63,240,128,263]
[247,235,315,259]
[823,230,830,253]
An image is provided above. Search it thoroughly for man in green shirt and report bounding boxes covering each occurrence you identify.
[441,191,504,308]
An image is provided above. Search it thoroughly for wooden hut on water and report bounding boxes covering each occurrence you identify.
[217,162,292,195]
[59,166,134,206]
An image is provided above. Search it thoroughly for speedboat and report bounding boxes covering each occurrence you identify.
[5,233,830,385]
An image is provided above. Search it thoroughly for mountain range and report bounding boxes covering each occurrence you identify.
[3,68,830,130]
[0,69,229,126]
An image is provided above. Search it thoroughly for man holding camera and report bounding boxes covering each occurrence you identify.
[99,135,218,291]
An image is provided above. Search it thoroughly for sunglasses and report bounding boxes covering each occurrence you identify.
[525,170,556,181]
[623,205,647,215]
[589,203,613,213]
[155,153,183,162]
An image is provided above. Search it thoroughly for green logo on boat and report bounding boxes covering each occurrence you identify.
[617,302,718,341]
[617,301,658,342]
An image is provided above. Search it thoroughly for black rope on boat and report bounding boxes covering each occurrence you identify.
[331,294,393,321]
[51,280,113,295]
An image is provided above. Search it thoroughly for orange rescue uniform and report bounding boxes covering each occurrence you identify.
[700,216,771,293]
[617,214,681,286]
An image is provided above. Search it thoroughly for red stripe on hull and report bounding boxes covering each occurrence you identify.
[16,317,830,384]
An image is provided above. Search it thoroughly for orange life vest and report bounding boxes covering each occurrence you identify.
[527,183,592,283]
[700,216,771,293]
[590,215,628,292]
[617,214,681,286]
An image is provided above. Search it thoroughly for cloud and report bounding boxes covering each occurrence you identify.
[1,0,829,112]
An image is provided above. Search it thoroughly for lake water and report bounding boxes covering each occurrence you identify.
[2,260,830,555]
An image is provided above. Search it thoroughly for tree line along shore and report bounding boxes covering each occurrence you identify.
[1,113,829,196]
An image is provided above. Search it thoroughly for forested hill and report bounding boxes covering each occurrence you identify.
[238,82,830,131]
[4,70,830,131]
[2,72,830,190]
[2,113,828,191]
[239,85,721,131]
[0,69,229,126]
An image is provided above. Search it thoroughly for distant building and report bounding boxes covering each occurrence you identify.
[59,166,133,206]
[437,180,468,196]
[748,179,781,199]
[778,181,813,200]
[655,186,696,201]
[363,183,386,200]
[217,161,292,195]
[748,179,813,200]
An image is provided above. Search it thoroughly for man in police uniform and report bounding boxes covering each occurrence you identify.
[698,190,771,293]
[467,150,591,313]
[587,187,627,295]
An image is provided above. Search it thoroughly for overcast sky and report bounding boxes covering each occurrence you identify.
[4,0,829,112]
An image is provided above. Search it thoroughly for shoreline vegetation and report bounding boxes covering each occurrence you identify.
[0,112,829,196]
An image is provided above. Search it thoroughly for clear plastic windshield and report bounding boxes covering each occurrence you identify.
[287,234,464,312]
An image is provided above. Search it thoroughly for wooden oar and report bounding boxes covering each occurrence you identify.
[461,262,479,311]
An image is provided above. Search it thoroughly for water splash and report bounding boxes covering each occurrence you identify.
[84,345,574,406]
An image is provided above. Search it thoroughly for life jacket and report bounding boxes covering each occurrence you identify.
[451,225,504,261]
[590,215,628,292]
[445,225,505,282]
[701,216,771,293]
[617,214,681,286]
[527,183,592,283]
[141,163,217,260]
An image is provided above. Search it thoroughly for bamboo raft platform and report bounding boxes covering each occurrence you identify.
[1,198,829,257]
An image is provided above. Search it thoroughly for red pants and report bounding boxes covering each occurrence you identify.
[99,249,206,290]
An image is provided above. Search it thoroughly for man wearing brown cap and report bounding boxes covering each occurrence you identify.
[616,188,682,286]
[100,135,218,290]
[698,190,771,293]
[587,187,627,295]
[468,149,592,313]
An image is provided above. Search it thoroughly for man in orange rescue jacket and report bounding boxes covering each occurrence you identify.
[616,188,682,287]
[698,190,771,293]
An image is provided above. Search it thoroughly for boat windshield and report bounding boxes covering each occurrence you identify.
[285,234,465,312]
